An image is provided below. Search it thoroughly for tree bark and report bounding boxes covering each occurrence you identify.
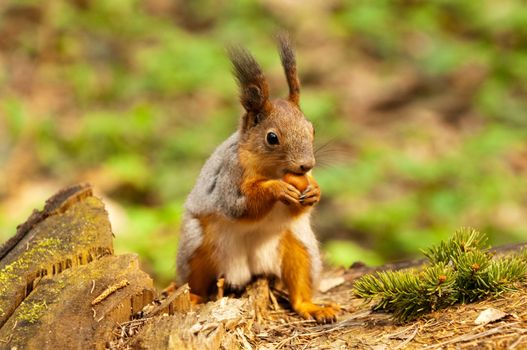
[0,184,155,349]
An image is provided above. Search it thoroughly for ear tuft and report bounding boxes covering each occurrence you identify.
[228,45,270,113]
[241,85,265,112]
[277,34,300,105]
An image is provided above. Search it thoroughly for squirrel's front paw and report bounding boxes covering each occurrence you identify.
[299,184,321,206]
[276,181,302,206]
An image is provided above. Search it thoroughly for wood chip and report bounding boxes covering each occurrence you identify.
[217,278,225,299]
[474,307,507,325]
[91,280,130,305]
[318,276,345,293]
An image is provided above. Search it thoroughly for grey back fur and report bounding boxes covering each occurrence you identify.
[185,132,246,219]
[177,132,245,284]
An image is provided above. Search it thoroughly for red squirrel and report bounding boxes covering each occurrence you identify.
[176,36,338,323]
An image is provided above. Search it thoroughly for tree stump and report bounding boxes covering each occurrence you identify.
[0,184,155,349]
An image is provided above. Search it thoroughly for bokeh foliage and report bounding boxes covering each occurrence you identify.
[1,0,526,286]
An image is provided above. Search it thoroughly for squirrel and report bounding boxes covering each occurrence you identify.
[176,36,339,324]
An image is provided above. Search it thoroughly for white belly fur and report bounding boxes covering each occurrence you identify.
[208,203,306,287]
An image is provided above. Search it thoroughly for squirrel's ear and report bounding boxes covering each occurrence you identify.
[277,34,300,105]
[228,45,271,128]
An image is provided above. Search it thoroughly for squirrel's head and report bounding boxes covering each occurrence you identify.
[229,36,315,179]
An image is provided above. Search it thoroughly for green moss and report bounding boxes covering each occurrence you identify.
[16,301,48,324]
[35,238,62,249]
[0,238,62,295]
[0,265,19,292]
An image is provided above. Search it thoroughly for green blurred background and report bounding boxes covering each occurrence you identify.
[1,0,526,287]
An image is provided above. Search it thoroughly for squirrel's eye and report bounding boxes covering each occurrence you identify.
[266,132,279,146]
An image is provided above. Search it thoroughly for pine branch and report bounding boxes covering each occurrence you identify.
[423,227,489,265]
[454,250,493,303]
[353,228,527,322]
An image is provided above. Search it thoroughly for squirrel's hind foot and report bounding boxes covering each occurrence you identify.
[294,301,339,324]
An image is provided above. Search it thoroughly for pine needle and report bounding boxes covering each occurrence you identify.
[353,228,527,322]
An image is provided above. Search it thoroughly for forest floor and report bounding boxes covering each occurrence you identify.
[111,262,527,349]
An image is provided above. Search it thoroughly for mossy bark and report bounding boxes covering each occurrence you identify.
[0,254,154,350]
[0,184,155,349]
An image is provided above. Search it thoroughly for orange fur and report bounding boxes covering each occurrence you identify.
[280,230,338,324]
[236,149,285,221]
[187,217,218,300]
[189,293,204,305]
[188,242,217,299]
[239,177,281,221]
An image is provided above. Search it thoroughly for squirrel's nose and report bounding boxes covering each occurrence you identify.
[300,164,313,173]
[298,160,315,173]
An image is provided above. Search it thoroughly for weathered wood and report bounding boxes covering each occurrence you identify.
[131,297,249,350]
[243,278,270,323]
[131,315,228,350]
[0,184,114,328]
[0,254,155,350]
[0,183,93,260]
[130,278,271,350]
[142,284,191,318]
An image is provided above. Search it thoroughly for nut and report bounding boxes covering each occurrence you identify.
[283,173,309,192]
